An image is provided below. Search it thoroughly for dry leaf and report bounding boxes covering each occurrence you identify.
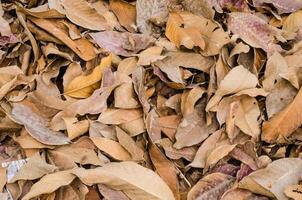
[29,17,96,61]
[72,161,175,200]
[22,170,76,200]
[228,12,282,53]
[65,54,112,98]
[262,87,302,143]
[60,0,111,31]
[239,158,302,200]
[110,0,136,32]
[9,153,57,183]
[149,143,179,200]
[91,137,131,161]
[206,65,258,111]
[90,31,154,56]
[253,0,302,14]
[116,127,144,161]
[284,184,302,200]
[166,12,205,50]
[187,173,235,200]
[10,100,70,145]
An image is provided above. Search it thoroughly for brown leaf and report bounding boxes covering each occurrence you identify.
[262,87,302,143]
[90,31,154,56]
[187,173,235,200]
[73,161,175,200]
[29,17,96,61]
[149,143,179,200]
[116,127,144,161]
[110,0,136,32]
[10,100,70,145]
[98,184,129,200]
[60,0,111,30]
[22,170,76,200]
[9,153,57,183]
[91,137,131,161]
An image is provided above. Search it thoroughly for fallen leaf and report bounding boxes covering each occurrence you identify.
[166,12,205,50]
[228,12,282,53]
[187,173,235,200]
[262,87,302,143]
[10,100,70,145]
[149,143,179,200]
[72,161,175,200]
[206,65,258,111]
[284,184,302,200]
[116,127,144,161]
[110,0,136,32]
[9,153,57,183]
[253,0,302,14]
[22,170,76,200]
[60,0,111,31]
[98,184,129,200]
[91,137,131,161]
[239,158,302,200]
[98,108,143,125]
[189,129,223,168]
[65,54,112,98]
[29,17,96,61]
[90,31,154,56]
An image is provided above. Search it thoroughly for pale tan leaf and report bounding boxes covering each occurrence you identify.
[10,100,70,145]
[72,161,175,200]
[63,118,89,140]
[9,153,57,183]
[60,0,111,31]
[91,137,131,161]
[98,108,143,125]
[239,158,302,200]
[206,65,258,111]
[22,170,76,200]
[189,129,223,168]
[137,46,166,66]
[116,127,144,161]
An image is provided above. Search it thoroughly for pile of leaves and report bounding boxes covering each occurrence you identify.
[1,0,302,199]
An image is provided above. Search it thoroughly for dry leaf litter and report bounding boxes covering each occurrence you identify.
[0,0,302,199]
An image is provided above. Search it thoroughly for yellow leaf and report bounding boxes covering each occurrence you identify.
[65,54,112,98]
